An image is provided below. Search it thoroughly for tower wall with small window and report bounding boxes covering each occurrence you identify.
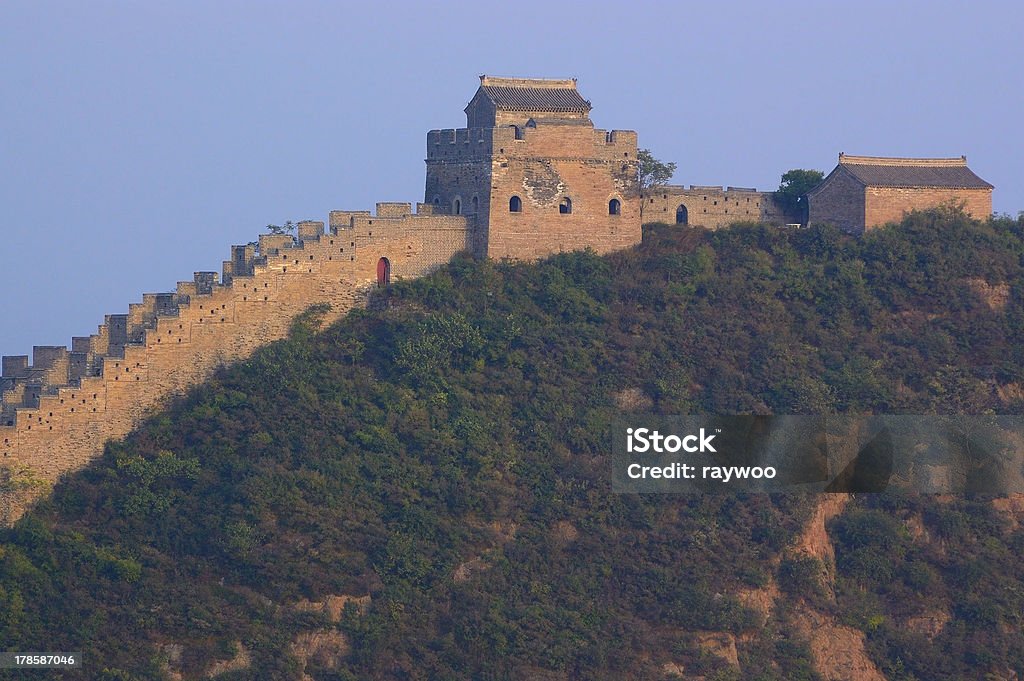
[424,127,493,255]
[425,76,642,260]
[484,123,640,260]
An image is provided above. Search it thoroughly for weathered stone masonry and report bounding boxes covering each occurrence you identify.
[641,185,788,229]
[808,154,993,234]
[1,76,642,519]
[1,206,471,517]
[4,77,994,520]
[425,76,642,260]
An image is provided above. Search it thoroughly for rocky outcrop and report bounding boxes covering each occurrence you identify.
[787,494,887,681]
[291,629,349,680]
[967,278,1010,310]
[294,593,371,622]
[790,607,887,681]
[792,494,850,569]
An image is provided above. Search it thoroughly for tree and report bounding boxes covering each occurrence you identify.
[637,149,677,192]
[774,169,824,224]
[266,220,296,235]
[638,149,677,222]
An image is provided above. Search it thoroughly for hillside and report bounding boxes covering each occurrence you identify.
[2,208,1024,680]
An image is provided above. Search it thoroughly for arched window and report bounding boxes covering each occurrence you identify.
[609,198,621,215]
[376,257,391,287]
[432,196,440,206]
[472,196,479,214]
[676,204,689,225]
[453,198,461,215]
[510,125,524,140]
[509,196,522,213]
[559,197,572,214]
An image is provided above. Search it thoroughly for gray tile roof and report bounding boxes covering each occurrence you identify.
[841,160,993,189]
[481,85,591,113]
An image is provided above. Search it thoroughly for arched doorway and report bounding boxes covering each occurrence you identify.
[676,204,689,225]
[376,257,391,287]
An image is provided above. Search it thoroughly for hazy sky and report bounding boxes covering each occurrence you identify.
[2,1,1022,357]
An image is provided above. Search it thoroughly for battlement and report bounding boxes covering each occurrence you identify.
[1,201,474,521]
[1,73,639,522]
[426,124,636,165]
[651,184,767,194]
[641,184,785,229]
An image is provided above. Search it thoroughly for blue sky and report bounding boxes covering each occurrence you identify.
[2,0,1022,357]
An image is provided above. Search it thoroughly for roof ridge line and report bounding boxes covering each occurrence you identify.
[839,153,968,167]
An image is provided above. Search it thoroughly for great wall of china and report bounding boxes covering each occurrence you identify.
[0,75,996,521]
[1,206,471,519]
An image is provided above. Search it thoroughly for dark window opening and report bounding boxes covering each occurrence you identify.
[453,198,461,215]
[377,257,391,287]
[510,125,524,140]
[676,205,689,225]
[509,196,522,213]
[559,197,572,214]
[609,198,621,215]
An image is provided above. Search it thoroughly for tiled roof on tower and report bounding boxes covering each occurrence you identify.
[463,76,593,127]
[475,76,591,113]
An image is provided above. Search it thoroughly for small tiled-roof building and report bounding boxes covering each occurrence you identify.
[807,153,993,234]
[463,76,592,128]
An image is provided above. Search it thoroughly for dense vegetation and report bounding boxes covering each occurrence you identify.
[1,208,1023,680]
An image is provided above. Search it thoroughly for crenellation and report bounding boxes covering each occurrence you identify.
[32,346,68,372]
[106,314,129,349]
[1,356,29,380]
[1,383,26,420]
[258,233,295,254]
[7,74,883,523]
[330,210,372,233]
[375,203,413,218]
[193,272,218,295]
[68,351,89,381]
[641,184,786,229]
[297,220,325,240]
[176,281,198,298]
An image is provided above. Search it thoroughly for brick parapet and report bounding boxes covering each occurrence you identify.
[1,204,472,520]
[641,185,786,229]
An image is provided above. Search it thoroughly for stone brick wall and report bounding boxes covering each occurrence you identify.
[423,128,493,255]
[808,157,993,234]
[864,187,992,229]
[807,168,867,234]
[1,206,470,521]
[425,123,641,260]
[485,125,640,259]
[641,185,787,228]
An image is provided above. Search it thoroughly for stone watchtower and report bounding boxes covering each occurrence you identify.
[425,76,641,260]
